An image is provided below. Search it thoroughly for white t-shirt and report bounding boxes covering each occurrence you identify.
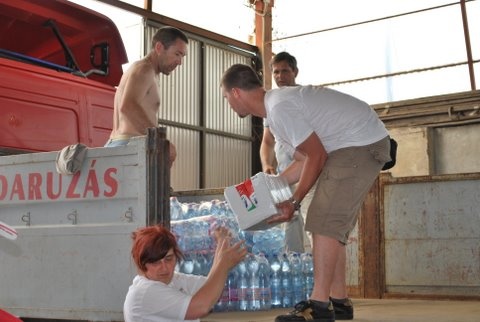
[264,85,388,154]
[263,118,293,173]
[124,273,207,322]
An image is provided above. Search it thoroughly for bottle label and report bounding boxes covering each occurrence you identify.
[238,287,248,301]
[246,287,261,301]
[229,288,238,302]
[260,287,271,300]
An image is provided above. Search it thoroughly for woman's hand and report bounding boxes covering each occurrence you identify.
[212,227,247,270]
[212,226,232,243]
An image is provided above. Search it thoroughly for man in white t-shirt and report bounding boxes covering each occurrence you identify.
[124,225,247,322]
[221,64,391,322]
[260,51,312,253]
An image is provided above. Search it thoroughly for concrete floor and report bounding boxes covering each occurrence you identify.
[202,298,480,322]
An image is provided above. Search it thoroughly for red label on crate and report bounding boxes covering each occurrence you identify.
[235,178,257,212]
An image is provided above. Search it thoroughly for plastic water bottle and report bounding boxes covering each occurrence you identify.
[184,203,199,219]
[179,221,192,252]
[170,220,186,251]
[170,196,184,220]
[191,221,203,252]
[290,252,305,304]
[204,251,214,274]
[264,174,292,203]
[199,253,211,276]
[280,252,293,308]
[246,254,261,311]
[239,230,255,253]
[198,201,211,217]
[253,227,286,256]
[302,252,314,300]
[173,220,190,253]
[269,253,282,308]
[192,253,203,276]
[209,199,225,217]
[237,261,249,311]
[200,219,212,251]
[224,201,236,220]
[257,253,272,310]
[180,253,194,274]
[227,268,239,311]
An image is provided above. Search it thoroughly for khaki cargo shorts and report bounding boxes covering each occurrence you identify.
[305,136,390,244]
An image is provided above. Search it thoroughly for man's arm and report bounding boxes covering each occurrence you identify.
[260,127,277,174]
[268,132,327,223]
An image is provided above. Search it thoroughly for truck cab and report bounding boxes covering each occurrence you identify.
[0,0,128,155]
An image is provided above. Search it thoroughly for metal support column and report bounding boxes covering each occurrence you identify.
[146,127,171,228]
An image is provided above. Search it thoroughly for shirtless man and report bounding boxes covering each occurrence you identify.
[105,26,188,167]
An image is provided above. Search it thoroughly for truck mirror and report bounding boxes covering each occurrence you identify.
[90,42,109,76]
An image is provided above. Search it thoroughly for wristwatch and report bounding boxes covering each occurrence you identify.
[288,197,301,210]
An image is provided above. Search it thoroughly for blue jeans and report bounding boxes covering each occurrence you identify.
[104,138,130,147]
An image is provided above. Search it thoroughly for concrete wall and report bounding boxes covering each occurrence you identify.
[434,123,480,174]
[387,123,480,177]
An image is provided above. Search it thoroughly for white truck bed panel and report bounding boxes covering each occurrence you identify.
[0,138,149,320]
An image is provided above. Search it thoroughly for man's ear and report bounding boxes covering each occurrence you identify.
[232,87,240,98]
[154,41,164,53]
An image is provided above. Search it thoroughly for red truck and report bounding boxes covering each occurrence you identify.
[0,0,128,155]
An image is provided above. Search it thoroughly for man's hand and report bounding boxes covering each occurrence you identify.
[266,199,295,224]
[263,165,277,175]
[169,143,177,168]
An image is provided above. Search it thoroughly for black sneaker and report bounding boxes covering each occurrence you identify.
[275,300,335,322]
[330,297,354,320]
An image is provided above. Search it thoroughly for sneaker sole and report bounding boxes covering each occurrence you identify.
[275,318,334,322]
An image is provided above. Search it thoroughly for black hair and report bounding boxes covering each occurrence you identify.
[151,26,189,50]
[221,64,263,90]
[270,51,298,71]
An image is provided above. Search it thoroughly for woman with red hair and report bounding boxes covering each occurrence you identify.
[124,224,246,322]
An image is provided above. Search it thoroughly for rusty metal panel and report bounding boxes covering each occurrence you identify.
[382,175,480,297]
[372,90,480,128]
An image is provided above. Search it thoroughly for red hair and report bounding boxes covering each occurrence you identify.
[130,225,184,273]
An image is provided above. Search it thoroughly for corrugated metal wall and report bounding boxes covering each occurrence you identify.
[145,21,256,191]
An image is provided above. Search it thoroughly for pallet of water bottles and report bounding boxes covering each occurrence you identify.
[170,197,314,312]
